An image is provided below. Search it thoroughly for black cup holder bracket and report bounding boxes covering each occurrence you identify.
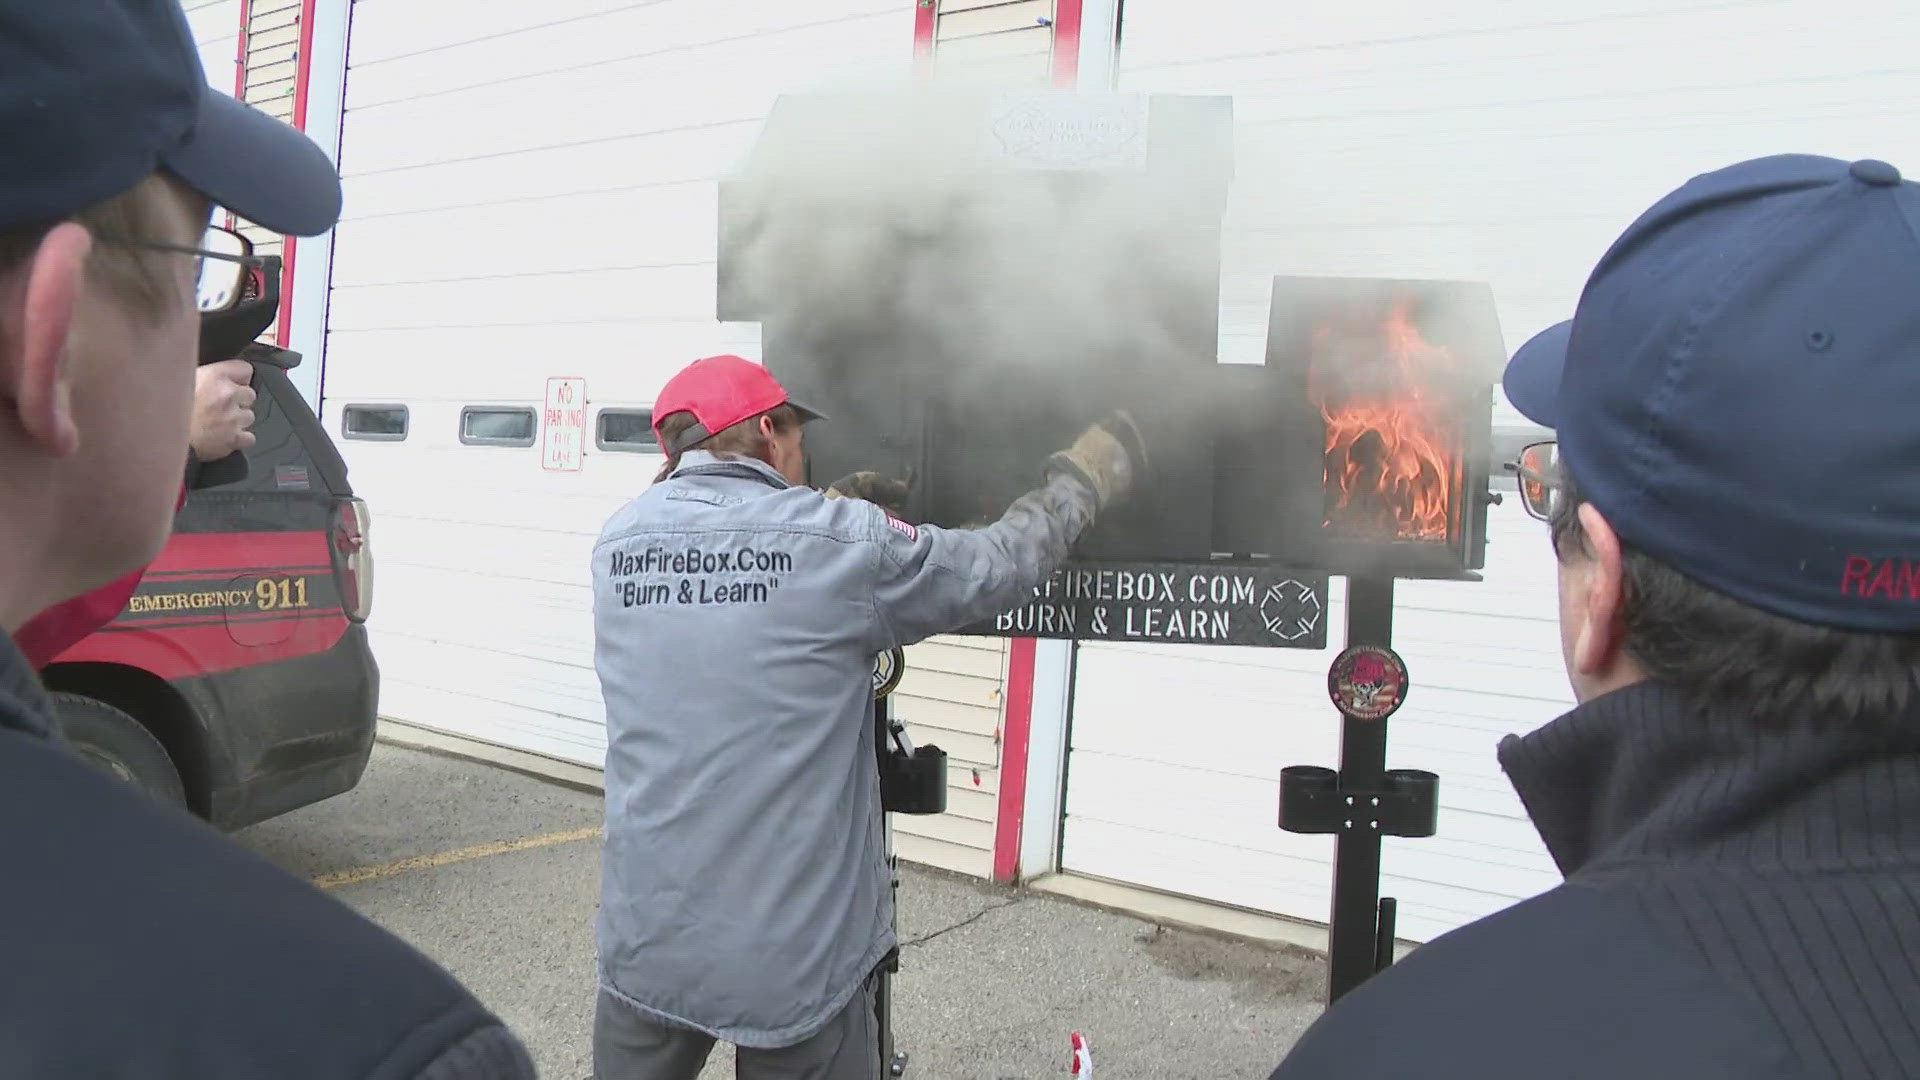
[1278,764,1439,838]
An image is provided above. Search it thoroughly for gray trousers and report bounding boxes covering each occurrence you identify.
[593,981,880,1080]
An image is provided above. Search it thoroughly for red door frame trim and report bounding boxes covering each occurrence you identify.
[1050,0,1085,88]
[992,638,1038,881]
[912,1,936,73]
[274,0,320,347]
[990,0,1086,884]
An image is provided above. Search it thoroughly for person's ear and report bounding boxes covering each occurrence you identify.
[0,223,89,457]
[758,413,777,442]
[1569,502,1630,677]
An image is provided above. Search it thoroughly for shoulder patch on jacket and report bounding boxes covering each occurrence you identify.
[666,487,744,507]
[885,516,918,541]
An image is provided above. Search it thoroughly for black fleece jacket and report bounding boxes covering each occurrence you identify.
[1271,680,1920,1080]
[0,636,537,1079]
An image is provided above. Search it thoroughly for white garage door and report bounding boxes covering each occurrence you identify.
[316,0,1017,877]
[1059,0,1920,942]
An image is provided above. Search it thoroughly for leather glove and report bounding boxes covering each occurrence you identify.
[824,471,913,518]
[1048,410,1147,511]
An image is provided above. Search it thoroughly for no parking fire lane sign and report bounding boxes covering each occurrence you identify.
[542,377,586,472]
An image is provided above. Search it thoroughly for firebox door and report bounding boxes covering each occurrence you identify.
[1237,276,1507,577]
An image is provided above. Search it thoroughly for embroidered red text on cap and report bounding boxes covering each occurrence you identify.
[1840,557,1920,599]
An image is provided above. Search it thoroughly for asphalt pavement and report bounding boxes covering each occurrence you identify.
[238,742,1324,1079]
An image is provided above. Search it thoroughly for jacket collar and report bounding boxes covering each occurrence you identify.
[1498,680,1920,877]
[0,634,55,740]
[669,450,792,490]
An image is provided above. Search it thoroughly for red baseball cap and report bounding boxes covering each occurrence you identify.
[652,355,825,455]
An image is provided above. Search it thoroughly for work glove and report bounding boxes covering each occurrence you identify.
[825,471,913,518]
[1048,410,1147,511]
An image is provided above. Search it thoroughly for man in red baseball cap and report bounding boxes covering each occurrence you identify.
[649,354,826,465]
[591,354,1142,1079]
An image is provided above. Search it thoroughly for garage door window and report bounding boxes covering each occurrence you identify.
[596,408,657,453]
[460,406,537,447]
[341,404,408,441]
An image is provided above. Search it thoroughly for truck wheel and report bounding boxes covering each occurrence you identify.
[50,692,187,809]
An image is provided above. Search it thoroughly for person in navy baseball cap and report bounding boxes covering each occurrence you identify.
[1268,155,1920,1080]
[0,4,539,1078]
[1,0,341,237]
[1503,154,1920,633]
[1,0,346,623]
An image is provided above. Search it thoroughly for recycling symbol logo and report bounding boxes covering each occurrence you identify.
[1260,580,1323,642]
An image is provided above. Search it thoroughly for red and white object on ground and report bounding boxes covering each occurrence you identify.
[1070,1032,1094,1076]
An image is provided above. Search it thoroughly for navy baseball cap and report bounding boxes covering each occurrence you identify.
[1503,154,1920,631]
[0,0,341,237]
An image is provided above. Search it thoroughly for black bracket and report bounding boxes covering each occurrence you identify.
[1277,765,1438,838]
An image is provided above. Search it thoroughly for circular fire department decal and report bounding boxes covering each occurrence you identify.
[1327,644,1409,722]
[872,647,906,700]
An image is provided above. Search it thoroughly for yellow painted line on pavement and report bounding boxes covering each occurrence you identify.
[312,826,602,891]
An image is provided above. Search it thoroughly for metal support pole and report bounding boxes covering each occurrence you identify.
[1326,577,1395,1003]
[872,692,908,1077]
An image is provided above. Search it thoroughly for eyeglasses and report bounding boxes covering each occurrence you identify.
[1502,440,1562,522]
[93,225,268,313]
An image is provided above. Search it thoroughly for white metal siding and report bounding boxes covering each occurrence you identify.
[932,0,1056,86]
[1059,0,1920,941]
[323,0,1007,876]
[227,0,308,344]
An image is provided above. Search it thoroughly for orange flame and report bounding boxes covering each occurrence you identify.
[1313,301,1460,542]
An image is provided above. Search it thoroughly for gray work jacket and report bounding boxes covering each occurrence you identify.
[590,450,1097,1047]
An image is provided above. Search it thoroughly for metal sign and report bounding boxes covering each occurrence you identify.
[981,92,1150,172]
[541,377,586,472]
[958,561,1328,648]
[1327,644,1409,721]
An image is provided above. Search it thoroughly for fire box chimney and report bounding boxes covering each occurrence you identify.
[719,90,1235,562]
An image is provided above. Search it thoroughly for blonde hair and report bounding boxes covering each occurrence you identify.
[0,172,207,322]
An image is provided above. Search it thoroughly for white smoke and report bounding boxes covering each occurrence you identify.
[721,88,1232,408]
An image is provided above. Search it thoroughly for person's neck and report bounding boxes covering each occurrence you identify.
[1572,655,1647,705]
[0,483,69,632]
[0,548,50,633]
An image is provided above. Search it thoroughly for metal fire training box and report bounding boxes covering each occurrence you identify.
[718,93,1504,591]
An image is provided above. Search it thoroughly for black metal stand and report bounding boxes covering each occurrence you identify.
[873,691,910,1078]
[1278,576,1440,1005]
[870,646,943,1078]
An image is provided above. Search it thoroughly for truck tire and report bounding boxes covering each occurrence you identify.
[50,692,188,809]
